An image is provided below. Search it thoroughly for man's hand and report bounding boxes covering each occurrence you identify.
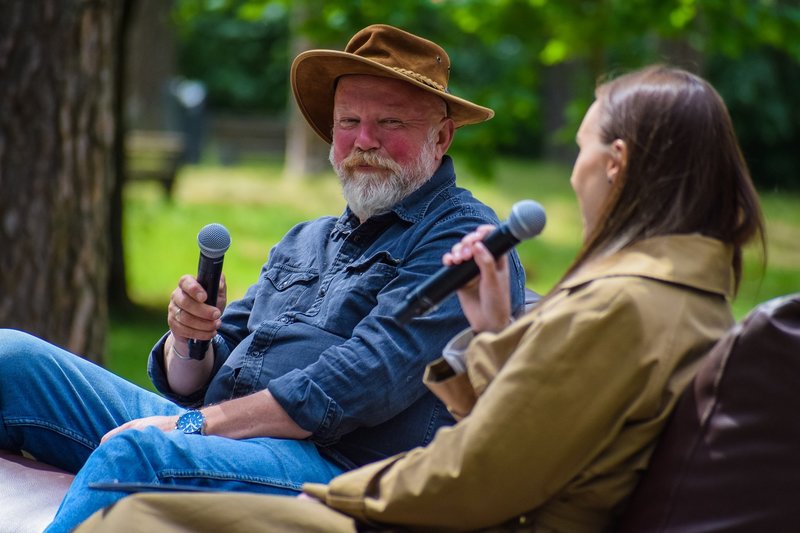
[164,274,225,395]
[168,273,227,352]
[442,225,511,333]
[101,415,180,444]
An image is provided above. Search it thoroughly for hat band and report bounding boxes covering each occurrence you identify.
[391,67,446,92]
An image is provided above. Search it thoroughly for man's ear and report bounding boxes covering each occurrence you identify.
[606,138,628,183]
[435,118,455,159]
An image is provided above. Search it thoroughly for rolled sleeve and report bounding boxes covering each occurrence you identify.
[267,367,344,443]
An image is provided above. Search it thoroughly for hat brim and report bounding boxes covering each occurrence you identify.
[291,49,494,144]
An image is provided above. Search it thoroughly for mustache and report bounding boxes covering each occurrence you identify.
[340,150,402,175]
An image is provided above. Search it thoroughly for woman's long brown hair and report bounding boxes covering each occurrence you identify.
[561,65,765,293]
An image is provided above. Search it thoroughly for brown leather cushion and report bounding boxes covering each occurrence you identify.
[0,450,74,532]
[618,293,800,532]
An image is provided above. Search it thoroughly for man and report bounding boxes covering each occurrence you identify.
[0,24,525,532]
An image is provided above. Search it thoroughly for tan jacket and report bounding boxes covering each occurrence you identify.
[305,234,735,532]
[76,234,735,533]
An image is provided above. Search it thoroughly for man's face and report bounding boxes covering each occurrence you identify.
[329,75,453,221]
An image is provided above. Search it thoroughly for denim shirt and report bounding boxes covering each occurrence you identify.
[149,156,526,469]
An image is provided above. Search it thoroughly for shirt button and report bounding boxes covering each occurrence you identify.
[319,288,326,297]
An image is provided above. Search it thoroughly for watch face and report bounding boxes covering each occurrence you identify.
[176,410,205,435]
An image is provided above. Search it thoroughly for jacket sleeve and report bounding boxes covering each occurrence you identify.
[310,284,657,530]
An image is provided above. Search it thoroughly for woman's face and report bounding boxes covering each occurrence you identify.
[569,101,620,238]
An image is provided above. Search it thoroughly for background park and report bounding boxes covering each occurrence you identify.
[1,1,799,390]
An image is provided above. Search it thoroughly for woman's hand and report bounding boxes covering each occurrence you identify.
[443,225,511,333]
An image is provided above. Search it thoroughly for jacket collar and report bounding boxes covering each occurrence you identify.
[562,234,735,299]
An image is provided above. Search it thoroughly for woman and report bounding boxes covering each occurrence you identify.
[77,65,764,533]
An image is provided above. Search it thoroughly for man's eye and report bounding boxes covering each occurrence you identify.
[382,119,403,127]
[337,118,358,127]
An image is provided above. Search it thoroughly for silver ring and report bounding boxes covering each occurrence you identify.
[175,308,182,320]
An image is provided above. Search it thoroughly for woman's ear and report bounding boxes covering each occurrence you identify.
[606,139,628,184]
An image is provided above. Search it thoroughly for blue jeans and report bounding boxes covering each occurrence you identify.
[0,330,344,532]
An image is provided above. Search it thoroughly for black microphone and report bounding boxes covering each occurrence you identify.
[394,200,546,324]
[187,223,232,359]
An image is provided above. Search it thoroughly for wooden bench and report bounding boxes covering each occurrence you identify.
[125,130,186,198]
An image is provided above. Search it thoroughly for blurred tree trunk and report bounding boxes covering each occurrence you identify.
[0,0,131,362]
[283,2,330,181]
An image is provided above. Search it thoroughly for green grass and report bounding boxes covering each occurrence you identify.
[107,156,800,387]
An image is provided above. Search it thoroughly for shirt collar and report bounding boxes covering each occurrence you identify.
[562,234,735,299]
[390,155,456,224]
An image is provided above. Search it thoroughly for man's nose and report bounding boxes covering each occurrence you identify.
[353,123,380,151]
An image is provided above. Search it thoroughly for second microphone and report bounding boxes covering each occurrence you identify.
[394,200,546,324]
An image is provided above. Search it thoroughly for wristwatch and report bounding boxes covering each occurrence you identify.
[175,410,206,435]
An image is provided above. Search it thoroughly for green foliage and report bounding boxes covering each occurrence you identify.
[107,305,161,391]
[708,48,800,190]
[172,0,290,113]
[169,0,800,187]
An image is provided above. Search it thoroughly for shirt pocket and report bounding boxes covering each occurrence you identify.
[254,265,320,319]
[322,251,400,335]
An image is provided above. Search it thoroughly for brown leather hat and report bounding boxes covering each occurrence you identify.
[291,24,494,144]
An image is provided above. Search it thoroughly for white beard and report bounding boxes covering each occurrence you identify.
[330,132,439,221]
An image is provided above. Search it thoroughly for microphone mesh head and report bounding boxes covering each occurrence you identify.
[508,200,547,241]
[197,223,231,258]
